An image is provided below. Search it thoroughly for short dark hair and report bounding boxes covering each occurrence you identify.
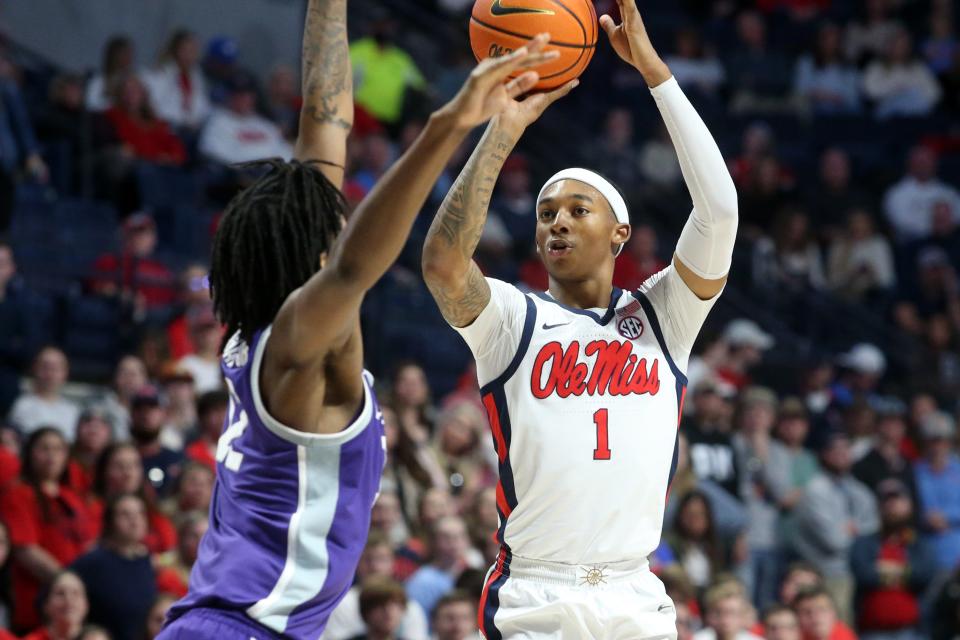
[793,585,835,609]
[358,578,407,621]
[210,159,346,345]
[196,390,229,419]
[763,603,796,621]
[101,492,146,542]
[432,589,475,621]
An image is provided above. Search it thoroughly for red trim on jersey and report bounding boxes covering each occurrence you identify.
[478,548,506,631]
[483,394,507,464]
[677,386,687,425]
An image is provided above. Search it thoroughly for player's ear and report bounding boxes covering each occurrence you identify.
[613,224,631,249]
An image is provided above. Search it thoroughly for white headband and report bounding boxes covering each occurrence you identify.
[537,168,631,226]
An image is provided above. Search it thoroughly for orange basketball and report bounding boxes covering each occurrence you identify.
[469,0,598,91]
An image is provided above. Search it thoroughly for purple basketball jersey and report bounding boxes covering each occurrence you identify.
[166,327,386,639]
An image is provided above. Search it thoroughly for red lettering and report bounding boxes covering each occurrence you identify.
[529,340,661,399]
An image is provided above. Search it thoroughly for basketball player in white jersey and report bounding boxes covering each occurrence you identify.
[421,1,738,638]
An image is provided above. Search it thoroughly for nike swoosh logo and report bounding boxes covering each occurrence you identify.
[490,0,556,17]
[542,322,571,330]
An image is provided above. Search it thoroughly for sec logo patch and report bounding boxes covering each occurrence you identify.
[618,316,644,339]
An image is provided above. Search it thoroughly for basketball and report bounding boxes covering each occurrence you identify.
[469,0,598,91]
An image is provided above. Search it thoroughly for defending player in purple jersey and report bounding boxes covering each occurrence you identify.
[157,0,563,637]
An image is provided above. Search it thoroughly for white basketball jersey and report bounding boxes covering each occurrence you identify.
[456,268,718,565]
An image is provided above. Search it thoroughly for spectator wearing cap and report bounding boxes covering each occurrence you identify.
[830,343,886,410]
[850,478,936,640]
[175,304,224,394]
[349,16,426,126]
[884,146,960,242]
[852,400,920,506]
[198,73,292,165]
[66,407,114,500]
[89,213,177,310]
[792,431,879,623]
[20,570,90,640]
[769,397,819,514]
[98,355,148,440]
[201,36,243,106]
[129,386,182,496]
[716,319,774,391]
[71,494,157,640]
[0,428,95,632]
[683,378,741,502]
[793,586,857,640]
[733,387,788,610]
[914,411,960,571]
[143,29,212,131]
[157,362,196,451]
[166,265,212,360]
[324,531,430,640]
[184,390,229,471]
[7,346,81,440]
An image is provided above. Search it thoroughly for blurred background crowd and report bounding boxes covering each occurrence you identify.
[1,0,960,639]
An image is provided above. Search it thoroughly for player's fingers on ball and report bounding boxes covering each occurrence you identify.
[599,15,618,36]
[505,71,539,98]
[524,32,551,54]
[548,79,580,102]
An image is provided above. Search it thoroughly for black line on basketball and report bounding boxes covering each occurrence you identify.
[469,15,597,49]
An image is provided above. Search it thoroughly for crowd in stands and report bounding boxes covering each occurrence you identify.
[1,0,960,638]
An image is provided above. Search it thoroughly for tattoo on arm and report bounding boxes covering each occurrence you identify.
[424,127,515,326]
[302,0,352,130]
[425,263,492,328]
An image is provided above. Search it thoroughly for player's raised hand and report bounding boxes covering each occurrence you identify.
[497,78,579,135]
[438,33,560,129]
[599,0,671,86]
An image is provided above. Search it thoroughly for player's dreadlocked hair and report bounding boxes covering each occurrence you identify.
[210,158,346,346]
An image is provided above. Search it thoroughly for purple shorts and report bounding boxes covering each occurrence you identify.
[157,608,283,640]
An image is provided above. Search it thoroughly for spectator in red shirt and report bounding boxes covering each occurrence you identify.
[90,443,176,554]
[0,520,13,630]
[103,74,186,166]
[850,478,936,639]
[90,213,177,311]
[66,407,113,501]
[0,441,19,492]
[184,390,227,472]
[19,570,89,640]
[794,587,858,640]
[165,265,211,360]
[0,428,95,632]
[613,224,668,290]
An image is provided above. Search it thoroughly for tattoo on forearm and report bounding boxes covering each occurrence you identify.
[427,129,513,259]
[426,264,492,328]
[302,0,352,129]
[424,127,514,324]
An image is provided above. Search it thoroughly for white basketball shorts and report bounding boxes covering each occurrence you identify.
[478,550,678,640]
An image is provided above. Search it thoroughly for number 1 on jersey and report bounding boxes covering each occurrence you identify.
[593,408,611,460]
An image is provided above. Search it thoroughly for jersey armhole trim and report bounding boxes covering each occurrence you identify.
[250,326,374,447]
[479,296,537,395]
[630,291,689,387]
